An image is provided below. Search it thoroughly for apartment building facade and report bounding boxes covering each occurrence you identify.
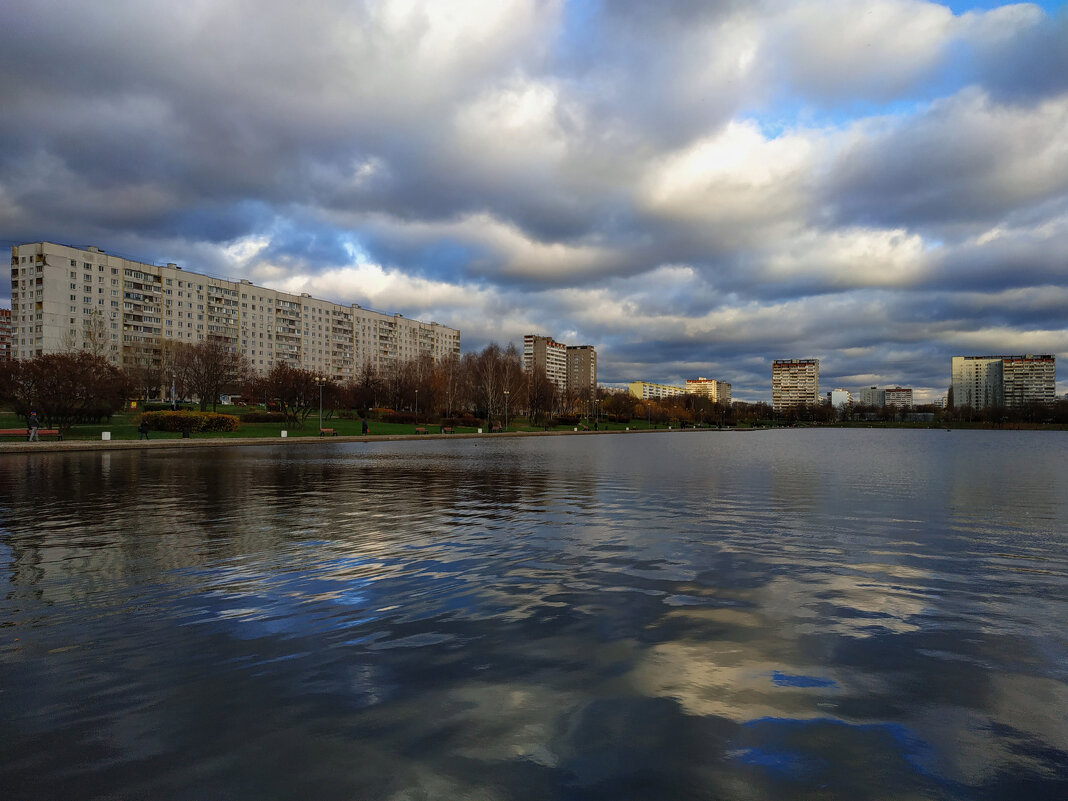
[523,334,597,398]
[884,387,914,408]
[9,241,460,378]
[772,358,820,412]
[951,355,1056,409]
[523,335,568,392]
[628,381,686,400]
[0,307,11,362]
[685,377,732,404]
[566,345,597,399]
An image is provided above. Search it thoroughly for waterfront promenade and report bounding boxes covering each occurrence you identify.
[0,425,707,455]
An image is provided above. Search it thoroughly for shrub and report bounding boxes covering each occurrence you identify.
[141,410,240,433]
[607,414,631,423]
[142,402,195,412]
[240,411,286,423]
[383,411,418,424]
[556,415,580,425]
[441,416,481,428]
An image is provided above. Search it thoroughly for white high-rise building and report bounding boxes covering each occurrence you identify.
[884,387,914,409]
[951,355,1055,409]
[859,386,885,407]
[829,388,851,408]
[9,241,460,378]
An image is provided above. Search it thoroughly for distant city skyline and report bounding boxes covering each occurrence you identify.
[2,2,1067,401]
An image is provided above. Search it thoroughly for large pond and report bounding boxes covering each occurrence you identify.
[2,429,1067,800]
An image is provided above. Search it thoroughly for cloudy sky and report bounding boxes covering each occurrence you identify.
[3,0,1067,401]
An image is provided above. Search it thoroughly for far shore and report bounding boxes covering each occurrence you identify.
[0,424,742,455]
[3,422,1064,456]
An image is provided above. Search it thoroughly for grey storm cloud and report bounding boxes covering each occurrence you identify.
[2,0,1067,401]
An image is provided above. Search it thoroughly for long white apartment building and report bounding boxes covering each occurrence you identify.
[10,241,460,378]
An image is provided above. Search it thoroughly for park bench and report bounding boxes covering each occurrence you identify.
[0,427,63,440]
[414,427,428,434]
[319,428,337,436]
[490,424,503,433]
[579,423,590,431]
[441,426,454,434]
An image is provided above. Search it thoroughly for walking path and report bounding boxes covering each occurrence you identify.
[0,426,707,455]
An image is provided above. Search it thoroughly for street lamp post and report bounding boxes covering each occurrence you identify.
[504,389,509,431]
[314,376,325,433]
[415,389,419,421]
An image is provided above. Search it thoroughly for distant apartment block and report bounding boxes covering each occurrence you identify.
[859,386,885,407]
[772,359,819,411]
[567,344,597,399]
[951,355,1056,409]
[884,387,913,408]
[685,377,732,404]
[628,381,687,400]
[10,241,460,378]
[630,377,732,403]
[523,335,568,392]
[0,307,11,361]
[523,334,597,397]
[858,385,912,408]
[829,388,852,408]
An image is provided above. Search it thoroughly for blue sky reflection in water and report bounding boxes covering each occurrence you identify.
[1,429,1067,799]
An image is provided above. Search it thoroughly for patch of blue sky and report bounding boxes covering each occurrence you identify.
[260,219,363,270]
[746,96,928,139]
[942,1,1064,14]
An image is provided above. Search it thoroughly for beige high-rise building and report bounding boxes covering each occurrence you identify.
[685,377,732,404]
[951,355,1055,408]
[567,345,597,399]
[772,358,819,411]
[523,334,597,399]
[9,241,459,378]
[523,334,568,392]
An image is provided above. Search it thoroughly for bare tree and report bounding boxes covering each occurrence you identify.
[248,364,320,427]
[3,353,126,432]
[174,337,249,411]
[526,366,556,427]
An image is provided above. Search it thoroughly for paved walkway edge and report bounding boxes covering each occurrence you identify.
[0,426,736,455]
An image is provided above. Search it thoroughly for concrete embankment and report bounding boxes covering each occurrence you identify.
[0,426,735,456]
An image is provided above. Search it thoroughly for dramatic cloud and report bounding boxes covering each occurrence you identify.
[2,0,1067,400]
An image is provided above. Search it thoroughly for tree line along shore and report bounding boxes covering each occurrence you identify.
[3,343,1066,441]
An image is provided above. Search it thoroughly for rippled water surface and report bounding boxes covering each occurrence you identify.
[2,429,1067,800]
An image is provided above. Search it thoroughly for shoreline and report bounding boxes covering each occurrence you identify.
[0,425,719,455]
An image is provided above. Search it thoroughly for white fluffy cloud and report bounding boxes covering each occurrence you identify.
[2,0,1067,398]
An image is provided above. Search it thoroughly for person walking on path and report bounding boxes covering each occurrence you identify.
[361,419,369,435]
[138,418,150,440]
[27,411,40,442]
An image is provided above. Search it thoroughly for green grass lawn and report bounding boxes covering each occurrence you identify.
[1,406,667,441]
